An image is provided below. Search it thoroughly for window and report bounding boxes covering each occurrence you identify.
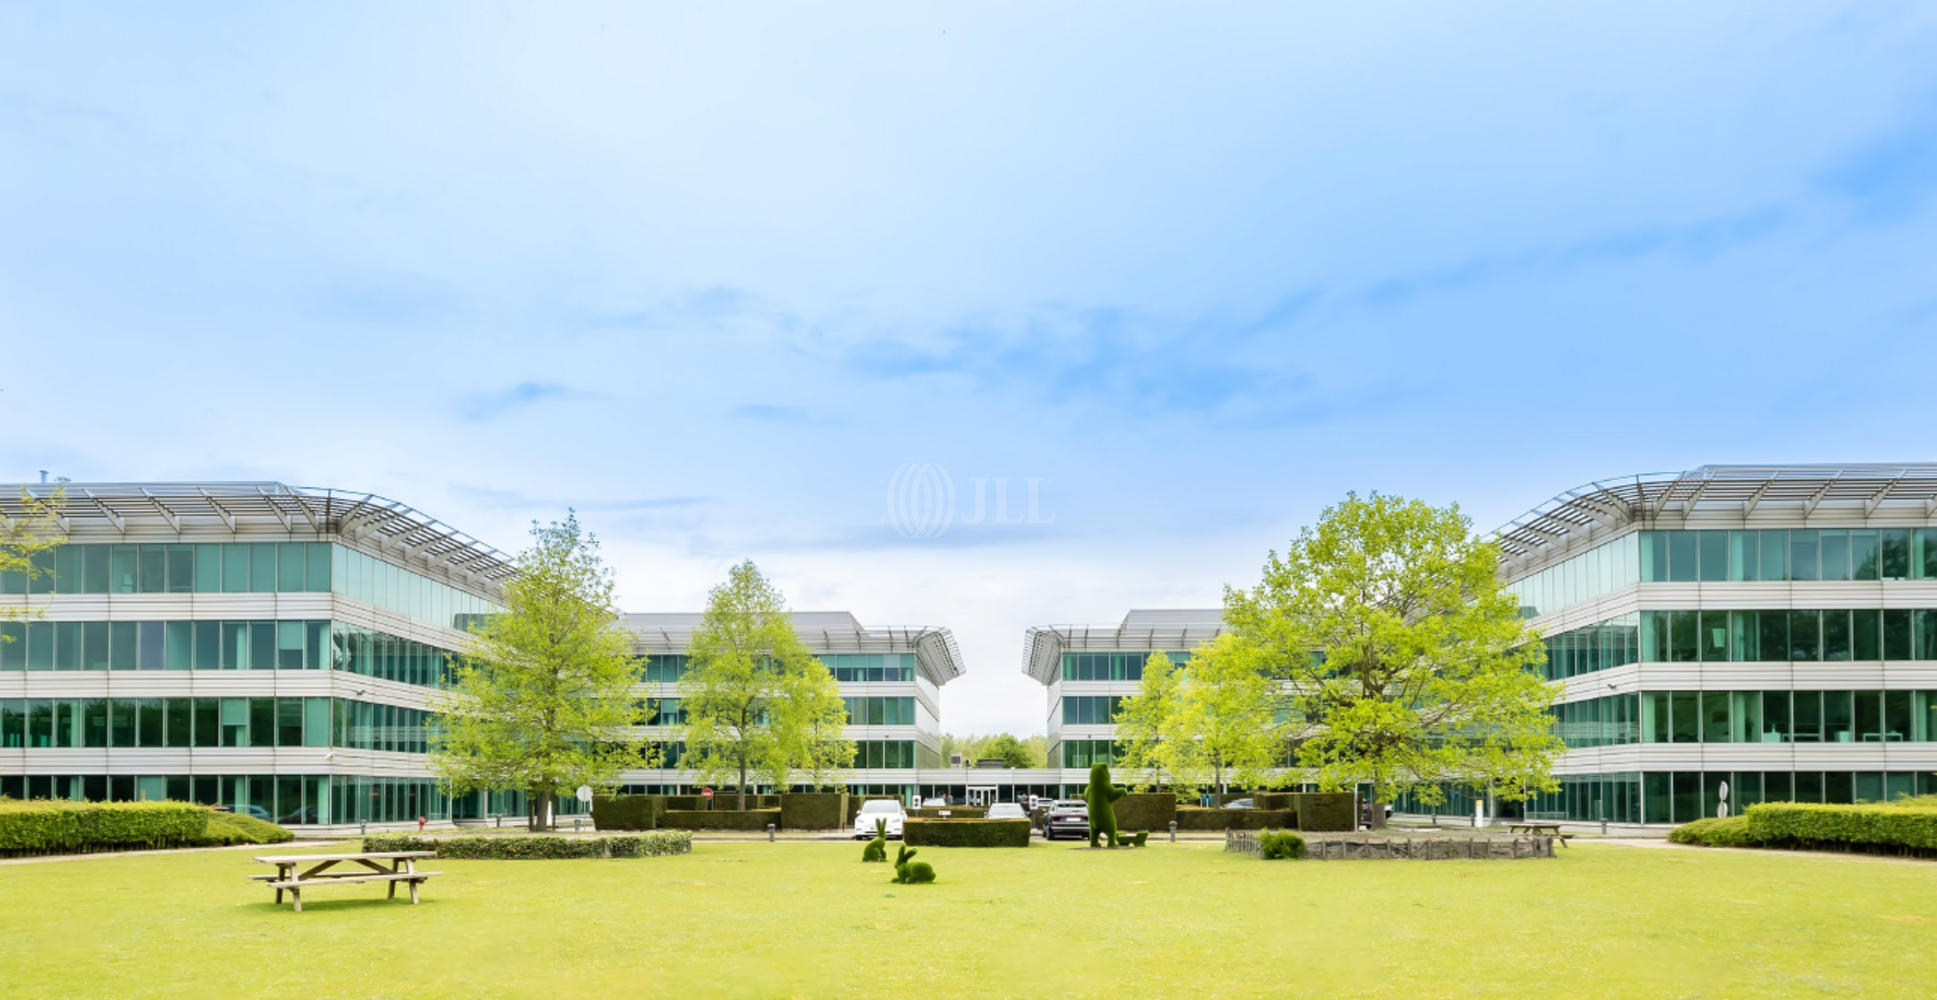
[1824,691,1854,743]
[1852,530,1880,580]
[1790,530,1819,581]
[1854,609,1882,660]
[1794,692,1822,742]
[1821,530,1851,581]
[1670,691,1699,743]
[1881,529,1911,580]
[1789,610,1820,661]
[1884,610,1912,661]
[1698,531,1728,582]
[1761,692,1790,743]
[1824,610,1851,661]
[1729,531,1758,582]
[1667,532,1698,583]
[1759,530,1788,581]
[1702,692,1730,743]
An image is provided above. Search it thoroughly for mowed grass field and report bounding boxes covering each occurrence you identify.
[2,838,1935,999]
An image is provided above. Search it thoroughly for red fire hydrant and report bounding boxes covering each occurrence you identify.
[417,815,427,833]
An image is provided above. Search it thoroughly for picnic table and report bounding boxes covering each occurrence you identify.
[1508,822,1570,846]
[251,851,439,912]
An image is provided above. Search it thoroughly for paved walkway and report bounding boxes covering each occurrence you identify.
[0,839,338,866]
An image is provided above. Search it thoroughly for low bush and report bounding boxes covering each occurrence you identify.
[1258,829,1306,860]
[1252,793,1300,812]
[661,808,781,831]
[591,794,665,831]
[780,793,847,830]
[1174,807,1294,831]
[664,795,707,812]
[1745,801,1937,854]
[1114,793,1177,833]
[192,811,294,847]
[1297,793,1355,832]
[902,818,1031,848]
[1667,816,1757,848]
[705,794,778,811]
[0,800,210,856]
[362,832,691,859]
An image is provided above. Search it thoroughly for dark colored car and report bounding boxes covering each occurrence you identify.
[1044,802,1089,840]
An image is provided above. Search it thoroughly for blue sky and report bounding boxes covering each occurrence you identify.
[4,2,1937,734]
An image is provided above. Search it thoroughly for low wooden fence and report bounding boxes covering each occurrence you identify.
[1225,829,1556,860]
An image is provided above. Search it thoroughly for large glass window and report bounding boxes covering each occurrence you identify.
[1759,530,1789,582]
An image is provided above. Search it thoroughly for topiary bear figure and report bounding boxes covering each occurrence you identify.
[862,818,888,863]
[891,843,935,883]
[1084,762,1127,848]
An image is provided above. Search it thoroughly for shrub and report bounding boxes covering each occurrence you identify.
[903,818,1031,848]
[705,794,778,810]
[1174,806,1232,830]
[1114,793,1176,833]
[664,795,707,811]
[362,832,691,859]
[1667,816,1758,847]
[780,793,847,830]
[1745,802,1937,854]
[1252,793,1300,812]
[591,794,665,831]
[1229,809,1295,831]
[660,808,780,831]
[0,800,210,856]
[1297,793,1355,832]
[1258,829,1306,860]
[191,811,294,847]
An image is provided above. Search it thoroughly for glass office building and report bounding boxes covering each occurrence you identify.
[1501,465,1937,825]
[0,482,514,831]
[616,612,962,804]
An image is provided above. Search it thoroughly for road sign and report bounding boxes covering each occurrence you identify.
[576,785,593,804]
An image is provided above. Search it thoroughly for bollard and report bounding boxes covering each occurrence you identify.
[767,823,776,843]
[1168,820,1177,843]
[360,821,367,836]
[496,815,502,829]
[574,818,582,833]
[1601,818,1608,836]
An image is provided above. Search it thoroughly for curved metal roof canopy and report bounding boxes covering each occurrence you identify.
[1493,464,1937,572]
[622,611,967,687]
[1020,609,1227,684]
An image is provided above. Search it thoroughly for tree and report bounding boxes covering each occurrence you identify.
[1116,642,1281,797]
[1,484,66,624]
[430,513,644,831]
[982,734,1034,769]
[1223,492,1561,827]
[678,561,853,808]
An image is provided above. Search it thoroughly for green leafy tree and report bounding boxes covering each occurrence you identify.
[982,734,1034,769]
[1116,642,1281,797]
[1223,492,1561,827]
[430,513,645,831]
[1114,650,1185,792]
[678,562,853,808]
[1,484,66,626]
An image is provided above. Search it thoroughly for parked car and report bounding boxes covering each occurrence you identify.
[920,796,948,808]
[1043,802,1089,840]
[853,798,907,840]
[1225,798,1256,809]
[985,802,1028,821]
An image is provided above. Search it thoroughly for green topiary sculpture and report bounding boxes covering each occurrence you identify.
[1084,762,1127,848]
[862,818,887,862]
[1132,830,1149,847]
[892,843,935,883]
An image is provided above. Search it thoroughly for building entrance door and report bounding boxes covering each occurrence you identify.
[967,787,997,808]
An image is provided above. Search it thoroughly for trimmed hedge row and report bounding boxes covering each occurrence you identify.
[195,811,295,847]
[1297,793,1355,832]
[1174,806,1296,831]
[702,794,779,810]
[0,800,210,856]
[908,807,987,820]
[1114,793,1176,834]
[902,818,1031,848]
[1746,802,1937,853]
[364,832,692,859]
[1668,815,1759,847]
[780,793,847,830]
[591,794,665,831]
[661,808,781,831]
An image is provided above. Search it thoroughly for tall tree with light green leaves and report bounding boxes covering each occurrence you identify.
[1170,634,1285,795]
[1223,492,1560,827]
[678,562,853,808]
[1,484,66,626]
[1113,650,1187,792]
[430,513,645,831]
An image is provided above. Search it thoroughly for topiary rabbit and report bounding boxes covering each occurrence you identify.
[862,818,888,862]
[892,843,935,884]
[1084,761,1127,847]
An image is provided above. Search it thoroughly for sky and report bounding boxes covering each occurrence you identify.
[4,2,1937,736]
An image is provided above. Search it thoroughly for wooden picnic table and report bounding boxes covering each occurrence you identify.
[251,851,440,912]
[1507,822,1570,846]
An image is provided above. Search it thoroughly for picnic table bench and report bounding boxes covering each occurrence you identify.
[1508,822,1571,846]
[252,851,440,912]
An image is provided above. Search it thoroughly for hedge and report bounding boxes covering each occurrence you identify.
[1297,793,1355,832]
[0,800,210,856]
[591,794,665,831]
[1258,829,1306,860]
[903,818,1031,848]
[193,811,294,847]
[664,795,707,811]
[1174,806,1295,831]
[363,832,692,859]
[704,794,778,810]
[1252,793,1300,812]
[908,807,987,820]
[779,793,847,830]
[1114,793,1176,834]
[1745,801,1937,854]
[1669,815,1760,848]
[661,808,781,831]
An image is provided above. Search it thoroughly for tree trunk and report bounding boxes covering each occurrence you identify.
[738,752,748,812]
[1369,796,1388,829]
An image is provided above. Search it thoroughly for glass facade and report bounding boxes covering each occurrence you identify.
[1632,608,1937,662]
[823,653,914,682]
[0,619,460,687]
[0,696,429,751]
[1061,695,1126,725]
[1502,534,1640,618]
[1060,739,1117,767]
[1538,614,1640,680]
[843,696,915,725]
[854,740,917,768]
[1630,689,1937,744]
[1638,528,1937,583]
[0,542,501,629]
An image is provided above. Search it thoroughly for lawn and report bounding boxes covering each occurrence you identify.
[2,839,1935,999]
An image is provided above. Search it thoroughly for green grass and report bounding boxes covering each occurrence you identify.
[2,840,1935,999]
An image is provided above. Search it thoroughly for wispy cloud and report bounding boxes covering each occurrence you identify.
[1816,94,1937,220]
[460,382,578,421]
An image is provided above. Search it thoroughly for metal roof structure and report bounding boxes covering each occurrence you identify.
[1493,464,1937,572]
[621,611,967,686]
[1020,609,1227,684]
[0,481,515,591]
